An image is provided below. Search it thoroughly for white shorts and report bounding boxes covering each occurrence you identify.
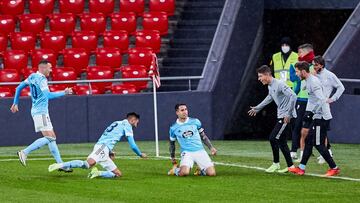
[180,150,214,170]
[87,144,117,171]
[33,114,53,132]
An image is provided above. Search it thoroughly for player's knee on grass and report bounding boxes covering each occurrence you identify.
[87,158,96,168]
[179,166,190,176]
[112,169,122,177]
[206,167,216,176]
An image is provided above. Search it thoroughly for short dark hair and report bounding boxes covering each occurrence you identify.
[256,65,272,74]
[295,61,310,73]
[175,103,186,111]
[313,55,325,66]
[298,43,313,51]
[38,59,50,66]
[127,112,140,119]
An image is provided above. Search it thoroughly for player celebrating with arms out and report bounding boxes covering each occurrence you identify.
[168,104,217,177]
[248,65,298,174]
[48,112,147,179]
[11,60,73,172]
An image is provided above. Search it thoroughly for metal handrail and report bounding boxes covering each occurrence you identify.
[0,76,203,86]
[339,78,360,83]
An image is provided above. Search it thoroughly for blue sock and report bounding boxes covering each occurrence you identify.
[23,137,51,155]
[48,139,63,163]
[62,160,89,169]
[100,171,116,178]
[299,164,306,170]
[174,168,180,176]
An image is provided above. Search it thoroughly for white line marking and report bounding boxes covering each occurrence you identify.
[1,156,359,182]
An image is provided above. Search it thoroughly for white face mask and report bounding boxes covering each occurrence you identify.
[281,45,290,54]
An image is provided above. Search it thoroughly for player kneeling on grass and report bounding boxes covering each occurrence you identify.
[48,112,147,179]
[168,103,217,177]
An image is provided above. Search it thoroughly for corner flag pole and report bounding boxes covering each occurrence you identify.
[152,75,160,157]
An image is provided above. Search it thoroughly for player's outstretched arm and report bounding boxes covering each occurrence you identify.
[199,128,217,156]
[44,87,73,100]
[10,81,28,113]
[127,136,146,158]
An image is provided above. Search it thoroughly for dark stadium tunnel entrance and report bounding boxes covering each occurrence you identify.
[225,9,352,140]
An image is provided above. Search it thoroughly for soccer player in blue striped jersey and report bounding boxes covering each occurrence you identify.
[48,112,147,179]
[10,60,73,172]
[168,104,217,177]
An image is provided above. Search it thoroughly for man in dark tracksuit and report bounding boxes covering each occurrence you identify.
[293,61,340,176]
[248,65,298,174]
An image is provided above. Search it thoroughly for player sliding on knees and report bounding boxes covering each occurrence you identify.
[10,60,73,172]
[48,112,147,179]
[168,103,217,177]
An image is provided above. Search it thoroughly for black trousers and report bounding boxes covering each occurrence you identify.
[269,118,294,167]
[300,119,337,169]
[291,100,307,152]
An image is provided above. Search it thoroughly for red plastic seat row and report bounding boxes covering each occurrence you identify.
[0,0,175,16]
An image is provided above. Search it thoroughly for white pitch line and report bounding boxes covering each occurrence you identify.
[1,156,360,182]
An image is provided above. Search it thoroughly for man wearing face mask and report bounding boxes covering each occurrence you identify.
[289,44,314,162]
[270,37,298,89]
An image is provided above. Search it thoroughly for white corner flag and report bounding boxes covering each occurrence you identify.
[149,53,161,157]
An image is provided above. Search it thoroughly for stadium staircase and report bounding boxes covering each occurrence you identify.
[159,0,226,91]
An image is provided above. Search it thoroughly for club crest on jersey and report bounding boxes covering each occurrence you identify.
[182,130,194,138]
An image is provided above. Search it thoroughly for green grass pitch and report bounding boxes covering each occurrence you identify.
[0,141,359,202]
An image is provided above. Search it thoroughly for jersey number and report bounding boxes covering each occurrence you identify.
[30,84,38,99]
[106,123,118,133]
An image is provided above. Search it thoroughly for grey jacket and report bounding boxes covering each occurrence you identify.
[305,75,332,120]
[316,68,345,101]
[254,78,297,119]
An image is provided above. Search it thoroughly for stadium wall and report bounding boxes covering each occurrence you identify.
[0,92,212,146]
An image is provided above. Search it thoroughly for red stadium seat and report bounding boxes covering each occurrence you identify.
[48,85,66,92]
[142,12,168,35]
[0,15,16,36]
[0,87,13,97]
[120,65,148,91]
[135,30,161,53]
[120,0,145,16]
[30,49,57,68]
[63,48,89,76]
[20,86,31,97]
[128,47,153,70]
[73,85,100,95]
[0,69,21,92]
[52,67,77,89]
[0,0,25,16]
[71,31,98,54]
[18,14,45,36]
[29,0,55,15]
[59,0,84,14]
[79,13,106,35]
[89,0,115,15]
[10,32,36,53]
[87,66,113,93]
[0,34,8,54]
[3,50,28,72]
[110,12,137,35]
[22,67,37,78]
[149,0,175,16]
[111,83,138,94]
[95,48,122,70]
[103,30,129,54]
[39,31,66,54]
[49,13,76,36]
